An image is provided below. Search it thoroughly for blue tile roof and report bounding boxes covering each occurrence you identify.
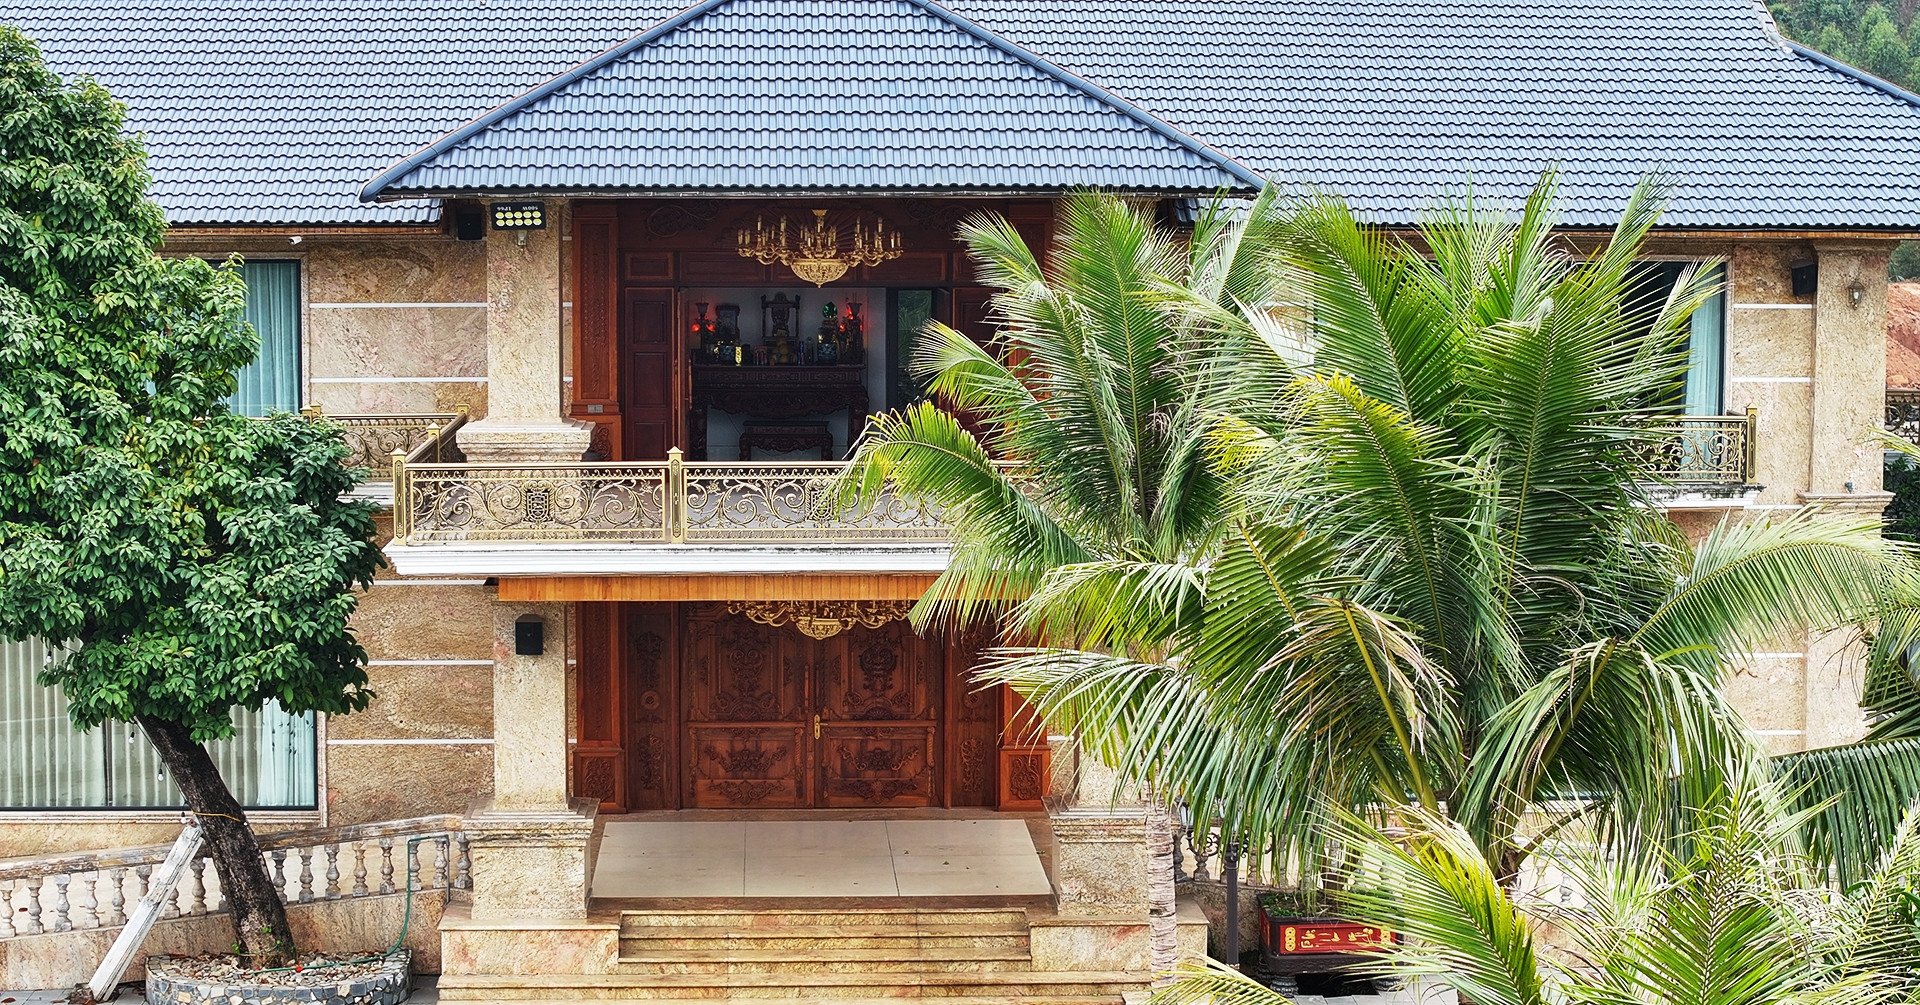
[12,0,1920,228]
[361,0,1264,200]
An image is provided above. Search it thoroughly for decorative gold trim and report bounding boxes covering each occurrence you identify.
[724,599,915,639]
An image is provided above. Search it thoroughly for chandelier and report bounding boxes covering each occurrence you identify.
[725,599,915,639]
[737,208,904,286]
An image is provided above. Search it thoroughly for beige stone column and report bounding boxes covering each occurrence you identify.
[465,599,598,921]
[1801,241,1895,748]
[457,199,593,462]
[1034,745,1168,976]
[1807,241,1894,501]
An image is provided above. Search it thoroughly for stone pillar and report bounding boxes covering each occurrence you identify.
[1801,242,1895,748]
[465,599,598,921]
[1807,241,1895,501]
[457,199,593,462]
[1035,744,1170,976]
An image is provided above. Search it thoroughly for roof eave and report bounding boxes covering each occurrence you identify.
[365,182,1264,202]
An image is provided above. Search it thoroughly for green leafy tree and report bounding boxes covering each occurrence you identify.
[0,28,381,966]
[1816,22,1857,63]
[1865,19,1913,81]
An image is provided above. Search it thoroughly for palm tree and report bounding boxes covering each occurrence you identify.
[842,188,1291,965]
[1154,777,1920,1005]
[847,175,1907,941]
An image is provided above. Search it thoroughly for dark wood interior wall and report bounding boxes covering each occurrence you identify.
[563,198,1057,462]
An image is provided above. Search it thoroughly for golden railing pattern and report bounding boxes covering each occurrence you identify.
[393,450,944,545]
[385,413,1758,545]
[1637,410,1756,487]
[305,406,466,482]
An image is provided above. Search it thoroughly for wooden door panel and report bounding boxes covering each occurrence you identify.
[689,725,809,808]
[819,622,936,723]
[682,604,811,808]
[624,604,677,811]
[620,287,676,460]
[944,623,999,808]
[819,725,935,808]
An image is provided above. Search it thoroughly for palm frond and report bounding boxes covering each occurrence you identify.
[1151,957,1293,1005]
[1775,737,1920,887]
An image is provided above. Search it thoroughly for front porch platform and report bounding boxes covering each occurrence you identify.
[590,814,1053,899]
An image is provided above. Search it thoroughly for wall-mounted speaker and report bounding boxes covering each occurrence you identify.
[453,203,485,242]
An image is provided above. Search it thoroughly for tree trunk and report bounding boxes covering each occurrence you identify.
[1146,800,1179,977]
[138,715,297,967]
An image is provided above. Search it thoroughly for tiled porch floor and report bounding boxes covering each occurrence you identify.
[591,817,1053,898]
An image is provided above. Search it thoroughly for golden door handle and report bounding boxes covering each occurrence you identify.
[812,714,821,740]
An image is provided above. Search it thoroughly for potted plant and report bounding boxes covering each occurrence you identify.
[1257,888,1396,987]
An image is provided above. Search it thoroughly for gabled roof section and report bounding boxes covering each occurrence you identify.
[358,0,1264,201]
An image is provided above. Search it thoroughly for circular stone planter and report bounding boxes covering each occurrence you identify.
[145,950,411,1005]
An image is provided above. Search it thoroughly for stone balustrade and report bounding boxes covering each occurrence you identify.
[0,815,468,938]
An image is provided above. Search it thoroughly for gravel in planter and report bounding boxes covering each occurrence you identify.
[144,951,410,1005]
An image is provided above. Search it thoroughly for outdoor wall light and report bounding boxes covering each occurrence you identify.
[490,201,546,231]
[1850,282,1867,308]
[514,614,546,656]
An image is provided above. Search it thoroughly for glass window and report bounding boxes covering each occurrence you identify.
[227,260,301,416]
[0,638,316,809]
[1627,262,1727,415]
[887,289,939,411]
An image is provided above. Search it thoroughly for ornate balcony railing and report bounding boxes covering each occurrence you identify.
[1638,410,1757,489]
[1888,389,1920,443]
[304,405,467,483]
[385,411,1757,546]
[393,449,946,546]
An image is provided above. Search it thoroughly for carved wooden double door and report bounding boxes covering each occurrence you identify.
[682,604,940,808]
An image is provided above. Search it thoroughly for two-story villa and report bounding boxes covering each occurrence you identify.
[4,0,1920,997]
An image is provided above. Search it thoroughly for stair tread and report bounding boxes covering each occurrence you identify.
[620,924,1030,939]
[618,948,1030,963]
[444,999,1118,1005]
[619,907,1026,918]
[440,971,1145,988]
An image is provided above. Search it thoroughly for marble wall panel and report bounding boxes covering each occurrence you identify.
[330,662,493,741]
[1727,307,1815,378]
[307,305,487,380]
[351,583,495,663]
[302,239,487,305]
[1725,380,1812,504]
[324,742,492,823]
[310,380,488,417]
[1728,241,1810,304]
[1723,655,1810,735]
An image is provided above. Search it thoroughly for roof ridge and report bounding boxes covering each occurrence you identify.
[358,0,1264,202]
[892,0,1264,190]
[358,0,732,202]
[1786,40,1920,111]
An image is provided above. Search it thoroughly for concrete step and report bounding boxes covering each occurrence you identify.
[614,946,1034,974]
[617,907,1030,932]
[619,922,1030,951]
[436,970,1148,1000]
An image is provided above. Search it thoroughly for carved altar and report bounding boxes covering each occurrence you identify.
[689,364,869,460]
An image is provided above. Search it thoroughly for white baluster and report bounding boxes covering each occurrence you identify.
[406,842,422,893]
[432,837,449,889]
[297,847,314,903]
[378,839,395,895]
[21,877,43,934]
[269,849,288,899]
[351,841,368,897]
[48,875,71,932]
[325,844,341,900]
[455,834,471,890]
[0,880,17,937]
[194,857,216,913]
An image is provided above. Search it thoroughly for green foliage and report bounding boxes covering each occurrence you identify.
[851,178,1913,896]
[0,26,382,742]
[1775,0,1920,88]
[1159,780,1920,1005]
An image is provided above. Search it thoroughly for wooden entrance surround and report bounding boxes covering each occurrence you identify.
[573,603,1049,812]
[559,197,1057,814]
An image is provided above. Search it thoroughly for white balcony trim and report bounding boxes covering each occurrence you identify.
[383,541,952,578]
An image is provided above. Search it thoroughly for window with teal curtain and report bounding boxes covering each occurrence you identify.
[228,260,301,416]
[1629,261,1727,416]
[1683,265,1727,416]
